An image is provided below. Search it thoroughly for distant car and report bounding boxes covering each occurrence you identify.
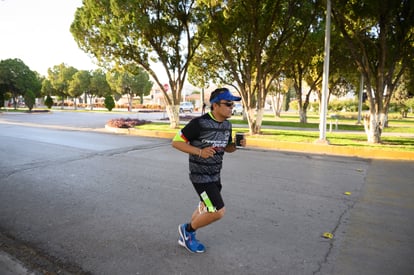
[179,102,194,113]
[232,102,243,115]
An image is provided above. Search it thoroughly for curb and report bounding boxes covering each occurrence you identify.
[105,125,176,139]
[246,138,414,160]
[105,125,414,161]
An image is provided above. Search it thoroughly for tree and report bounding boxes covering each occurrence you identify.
[88,70,111,110]
[69,70,91,110]
[0,58,41,110]
[124,65,153,104]
[41,79,55,97]
[195,0,318,134]
[187,57,211,111]
[268,77,291,117]
[106,66,152,111]
[282,2,325,123]
[44,94,54,109]
[0,89,5,108]
[71,0,207,128]
[41,79,57,109]
[332,0,414,143]
[47,63,77,109]
[104,95,115,111]
[24,90,36,111]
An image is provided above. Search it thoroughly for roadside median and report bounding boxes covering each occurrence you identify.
[105,125,414,161]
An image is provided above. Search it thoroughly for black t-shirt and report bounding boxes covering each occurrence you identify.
[177,112,233,184]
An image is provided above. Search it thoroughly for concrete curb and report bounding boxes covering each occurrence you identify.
[105,125,176,139]
[105,125,414,161]
[246,138,414,160]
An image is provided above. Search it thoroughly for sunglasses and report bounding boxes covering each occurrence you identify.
[217,101,234,107]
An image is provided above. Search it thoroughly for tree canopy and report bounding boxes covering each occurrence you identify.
[191,0,323,133]
[0,58,41,110]
[69,70,91,109]
[106,65,152,111]
[47,63,78,109]
[71,0,208,128]
[63,0,413,142]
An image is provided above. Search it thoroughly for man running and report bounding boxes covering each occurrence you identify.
[172,88,246,253]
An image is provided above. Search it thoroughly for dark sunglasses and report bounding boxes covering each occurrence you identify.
[218,101,234,107]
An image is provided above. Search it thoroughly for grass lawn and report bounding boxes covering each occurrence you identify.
[6,107,411,152]
[137,113,414,152]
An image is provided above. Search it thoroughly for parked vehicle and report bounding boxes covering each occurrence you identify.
[179,102,194,113]
[232,102,243,115]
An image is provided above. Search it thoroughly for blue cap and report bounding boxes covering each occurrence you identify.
[210,88,241,104]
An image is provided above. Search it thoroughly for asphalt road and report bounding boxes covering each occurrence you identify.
[0,111,413,274]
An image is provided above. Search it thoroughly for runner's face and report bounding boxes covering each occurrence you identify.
[214,101,234,120]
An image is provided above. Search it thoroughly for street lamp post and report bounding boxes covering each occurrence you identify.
[318,0,331,143]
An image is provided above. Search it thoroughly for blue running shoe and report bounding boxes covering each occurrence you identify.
[178,235,206,252]
[178,224,205,253]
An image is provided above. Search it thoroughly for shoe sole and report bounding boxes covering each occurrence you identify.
[178,238,205,253]
[177,225,205,253]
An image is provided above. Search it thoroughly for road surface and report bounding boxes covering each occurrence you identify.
[0,111,413,274]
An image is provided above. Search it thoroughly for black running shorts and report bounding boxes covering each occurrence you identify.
[192,180,224,212]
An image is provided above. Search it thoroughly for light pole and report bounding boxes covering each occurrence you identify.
[357,72,364,124]
[318,0,331,143]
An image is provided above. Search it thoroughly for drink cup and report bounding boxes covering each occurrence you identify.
[235,132,244,147]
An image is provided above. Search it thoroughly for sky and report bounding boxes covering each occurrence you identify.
[0,0,196,92]
[0,0,98,76]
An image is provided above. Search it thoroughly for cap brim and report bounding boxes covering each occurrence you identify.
[210,91,242,103]
[228,95,241,101]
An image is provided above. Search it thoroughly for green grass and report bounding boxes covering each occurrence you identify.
[4,107,411,152]
[231,114,414,133]
[243,129,414,152]
[137,113,414,152]
[137,122,179,133]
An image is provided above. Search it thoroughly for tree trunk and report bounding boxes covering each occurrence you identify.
[363,113,382,143]
[270,93,283,117]
[254,108,264,133]
[166,104,180,129]
[299,108,307,123]
[89,95,94,110]
[380,112,388,128]
[127,93,133,112]
[246,107,264,135]
[12,97,17,110]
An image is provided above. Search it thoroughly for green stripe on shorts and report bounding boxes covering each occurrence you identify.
[200,191,217,212]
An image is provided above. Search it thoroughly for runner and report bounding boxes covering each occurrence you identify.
[172,88,246,253]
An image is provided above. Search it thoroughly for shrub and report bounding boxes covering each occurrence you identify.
[104,95,115,111]
[107,118,150,128]
[309,102,319,112]
[404,98,414,113]
[288,100,299,111]
[24,90,36,111]
[328,99,359,112]
[45,95,54,109]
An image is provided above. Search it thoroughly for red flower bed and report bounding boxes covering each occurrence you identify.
[107,118,150,128]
